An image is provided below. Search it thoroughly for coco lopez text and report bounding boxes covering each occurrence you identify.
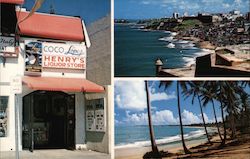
[42,55,85,69]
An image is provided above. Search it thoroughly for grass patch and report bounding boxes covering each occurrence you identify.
[175,19,202,31]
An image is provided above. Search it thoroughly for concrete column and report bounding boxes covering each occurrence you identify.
[155,58,163,76]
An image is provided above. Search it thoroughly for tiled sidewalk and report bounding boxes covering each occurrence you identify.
[0,149,110,159]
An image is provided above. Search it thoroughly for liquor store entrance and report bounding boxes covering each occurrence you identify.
[22,91,75,151]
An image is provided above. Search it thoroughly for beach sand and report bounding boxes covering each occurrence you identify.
[115,131,250,159]
[115,137,209,159]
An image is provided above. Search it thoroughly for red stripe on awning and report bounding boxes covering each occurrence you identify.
[22,76,104,93]
[17,11,85,42]
[0,0,24,4]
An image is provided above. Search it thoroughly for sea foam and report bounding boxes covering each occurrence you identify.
[182,49,211,67]
[159,36,174,42]
[167,43,176,48]
[115,129,205,149]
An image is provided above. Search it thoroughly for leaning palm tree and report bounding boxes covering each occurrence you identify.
[218,81,244,139]
[223,81,240,139]
[144,81,160,158]
[240,92,249,113]
[216,82,227,146]
[237,82,249,115]
[160,81,191,154]
[238,91,250,128]
[228,81,250,138]
[202,81,223,141]
[182,81,211,144]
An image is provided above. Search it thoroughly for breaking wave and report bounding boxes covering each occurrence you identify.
[115,129,205,149]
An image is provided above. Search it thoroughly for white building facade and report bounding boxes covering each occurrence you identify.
[0,1,112,155]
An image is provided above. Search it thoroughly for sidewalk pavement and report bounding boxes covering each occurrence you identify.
[0,149,110,159]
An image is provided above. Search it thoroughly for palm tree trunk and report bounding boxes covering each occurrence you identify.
[211,100,223,141]
[219,88,226,146]
[229,111,236,139]
[145,81,159,153]
[177,82,191,154]
[198,95,211,144]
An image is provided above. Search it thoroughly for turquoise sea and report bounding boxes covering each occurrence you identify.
[115,125,211,148]
[114,24,210,76]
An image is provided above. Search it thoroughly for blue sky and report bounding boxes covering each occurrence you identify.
[115,0,250,19]
[115,80,227,126]
[23,0,110,25]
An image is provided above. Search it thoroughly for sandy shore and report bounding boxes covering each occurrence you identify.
[115,127,214,159]
[115,130,250,159]
[115,137,209,159]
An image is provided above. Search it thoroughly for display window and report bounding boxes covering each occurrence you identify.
[0,96,8,137]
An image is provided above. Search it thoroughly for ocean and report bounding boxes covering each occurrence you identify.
[115,125,212,149]
[114,24,210,76]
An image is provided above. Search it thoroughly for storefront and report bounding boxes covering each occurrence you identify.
[0,1,112,155]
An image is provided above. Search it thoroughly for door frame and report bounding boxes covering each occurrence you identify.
[22,91,75,151]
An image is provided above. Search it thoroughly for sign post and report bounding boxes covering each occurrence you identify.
[11,75,22,159]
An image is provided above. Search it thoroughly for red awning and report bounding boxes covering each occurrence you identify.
[17,11,85,42]
[22,76,104,93]
[0,0,24,4]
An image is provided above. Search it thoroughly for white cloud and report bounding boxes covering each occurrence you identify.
[115,119,123,125]
[124,109,178,125]
[216,116,222,122]
[154,110,178,125]
[120,109,219,126]
[115,81,146,111]
[124,111,148,125]
[155,0,248,13]
[198,113,210,123]
[181,109,201,124]
[234,0,242,5]
[206,115,223,123]
[141,1,150,5]
[162,0,178,4]
[181,110,217,125]
[222,3,230,8]
[115,81,176,111]
[150,90,176,102]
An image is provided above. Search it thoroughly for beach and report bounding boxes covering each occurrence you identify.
[115,132,250,159]
[115,126,216,159]
[115,137,209,159]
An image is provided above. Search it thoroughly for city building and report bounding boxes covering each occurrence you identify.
[0,0,112,156]
[173,12,179,19]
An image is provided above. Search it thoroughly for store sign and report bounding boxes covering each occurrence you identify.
[42,43,86,69]
[10,76,22,94]
[24,41,86,73]
[0,36,16,57]
[25,41,42,73]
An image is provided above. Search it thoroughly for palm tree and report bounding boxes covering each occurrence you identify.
[144,81,160,157]
[223,82,240,139]
[238,82,249,114]
[202,81,223,141]
[160,81,191,154]
[182,81,211,144]
[217,81,244,139]
[229,82,250,137]
[237,91,250,129]
[217,82,227,146]
[240,92,249,113]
